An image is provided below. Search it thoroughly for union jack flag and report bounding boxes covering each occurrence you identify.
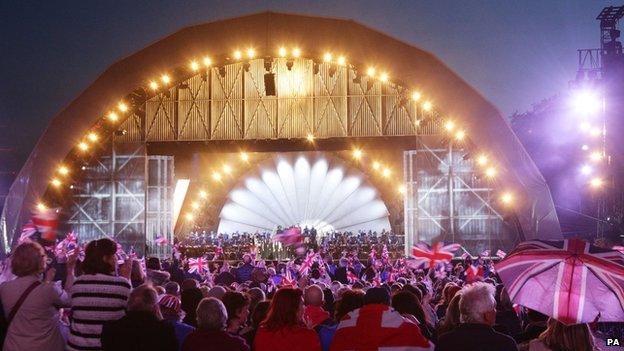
[19,221,37,243]
[481,249,490,257]
[188,257,209,275]
[282,269,297,287]
[155,235,168,246]
[411,242,460,269]
[299,251,317,275]
[347,270,359,284]
[382,244,389,261]
[496,239,624,324]
[369,247,377,260]
[32,208,59,242]
[496,249,507,258]
[272,226,302,246]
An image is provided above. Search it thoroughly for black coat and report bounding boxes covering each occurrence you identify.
[435,323,518,351]
[101,311,178,351]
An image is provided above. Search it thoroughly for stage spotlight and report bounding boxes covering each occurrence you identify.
[185,213,194,221]
[203,57,212,66]
[422,101,433,111]
[323,52,332,62]
[382,168,391,177]
[212,172,222,181]
[590,151,603,162]
[590,177,604,189]
[571,90,601,115]
[292,48,301,57]
[367,67,376,77]
[160,74,171,85]
[190,60,200,71]
[455,130,465,141]
[233,50,242,60]
[222,164,232,174]
[411,92,421,102]
[485,167,497,178]
[306,134,315,142]
[247,48,256,59]
[372,161,381,170]
[58,165,69,176]
[500,192,514,205]
[352,148,363,160]
[398,185,406,194]
[36,202,47,211]
[590,127,602,137]
[476,154,488,166]
[337,56,346,66]
[118,102,129,112]
[580,164,593,175]
[191,201,200,210]
[579,121,591,132]
[87,132,98,142]
[278,47,287,57]
[581,144,589,151]
[240,152,249,161]
[108,111,119,122]
[78,142,89,151]
[51,178,62,187]
[444,120,455,132]
[379,72,388,82]
[199,190,208,199]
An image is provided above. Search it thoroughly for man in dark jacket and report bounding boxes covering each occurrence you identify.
[235,254,254,283]
[101,285,178,351]
[436,282,518,351]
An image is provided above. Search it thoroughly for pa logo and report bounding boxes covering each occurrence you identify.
[606,338,621,346]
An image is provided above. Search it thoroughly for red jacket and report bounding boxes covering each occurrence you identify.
[304,305,330,327]
[254,325,321,351]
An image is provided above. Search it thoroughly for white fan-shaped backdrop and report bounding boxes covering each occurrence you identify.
[217,155,391,234]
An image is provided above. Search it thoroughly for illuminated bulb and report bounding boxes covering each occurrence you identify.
[292,48,301,57]
[118,102,128,112]
[190,60,200,71]
[247,48,255,58]
[306,134,315,142]
[589,151,603,162]
[444,120,455,131]
[382,168,391,177]
[590,177,604,188]
[476,154,488,166]
[233,50,242,60]
[51,178,62,187]
[455,130,466,141]
[222,164,232,174]
[203,57,212,66]
[590,127,601,137]
[379,72,389,82]
[485,167,497,178]
[372,161,381,170]
[278,47,287,57]
[161,74,171,84]
[87,132,98,142]
[580,164,593,175]
[422,101,433,111]
[579,121,591,132]
[337,56,346,66]
[411,92,421,102]
[240,152,249,161]
[352,149,363,160]
[366,67,376,77]
[108,111,119,122]
[581,144,589,151]
[199,190,208,199]
[191,201,200,210]
[500,192,514,205]
[212,172,222,181]
[149,81,159,91]
[398,185,406,194]
[58,165,69,176]
[78,142,89,151]
[323,52,332,62]
[36,202,47,211]
[185,213,194,221]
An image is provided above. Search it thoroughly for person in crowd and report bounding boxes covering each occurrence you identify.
[159,294,195,351]
[436,293,462,336]
[494,285,522,336]
[318,289,365,351]
[147,257,171,286]
[236,254,255,283]
[181,286,204,327]
[67,238,132,351]
[435,282,518,351]
[391,290,435,341]
[241,300,271,349]
[254,287,321,351]
[0,241,75,351]
[514,309,549,344]
[130,259,146,288]
[246,287,266,319]
[330,287,433,350]
[435,282,461,321]
[417,282,439,325]
[206,285,227,299]
[304,285,330,328]
[101,284,178,351]
[181,297,250,351]
[520,318,597,351]
[222,291,251,334]
[333,258,350,285]
[165,281,181,297]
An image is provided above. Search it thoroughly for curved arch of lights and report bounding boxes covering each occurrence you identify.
[217,154,391,234]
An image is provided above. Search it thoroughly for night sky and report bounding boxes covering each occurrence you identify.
[0,0,608,172]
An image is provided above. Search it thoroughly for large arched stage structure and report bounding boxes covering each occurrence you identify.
[1,12,561,257]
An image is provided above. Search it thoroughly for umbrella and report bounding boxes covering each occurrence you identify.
[495,238,624,325]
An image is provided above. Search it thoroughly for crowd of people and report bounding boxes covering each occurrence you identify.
[0,234,612,351]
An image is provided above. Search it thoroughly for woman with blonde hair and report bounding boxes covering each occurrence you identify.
[436,293,462,336]
[523,318,597,351]
[0,241,76,351]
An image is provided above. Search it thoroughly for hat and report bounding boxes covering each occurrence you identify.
[158,294,181,314]
[364,287,390,305]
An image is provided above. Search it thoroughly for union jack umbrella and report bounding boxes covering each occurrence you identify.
[188,257,209,275]
[496,238,624,324]
[411,242,461,269]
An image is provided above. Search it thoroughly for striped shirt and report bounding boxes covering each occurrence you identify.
[67,274,131,351]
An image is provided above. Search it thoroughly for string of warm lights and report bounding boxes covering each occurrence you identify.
[40,45,518,213]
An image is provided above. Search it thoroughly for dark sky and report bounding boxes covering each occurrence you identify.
[0,0,610,170]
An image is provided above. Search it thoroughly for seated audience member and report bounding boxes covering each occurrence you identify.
[159,294,195,351]
[436,293,462,336]
[0,241,75,351]
[67,238,132,351]
[181,286,204,327]
[254,288,321,351]
[304,285,331,328]
[494,285,521,336]
[130,259,146,288]
[147,257,171,286]
[318,289,365,351]
[330,287,433,351]
[181,297,250,351]
[222,291,251,334]
[101,284,178,351]
[520,318,596,351]
[435,282,518,351]
[164,281,181,297]
[514,309,549,344]
[236,254,255,283]
[392,290,435,341]
[241,300,271,347]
